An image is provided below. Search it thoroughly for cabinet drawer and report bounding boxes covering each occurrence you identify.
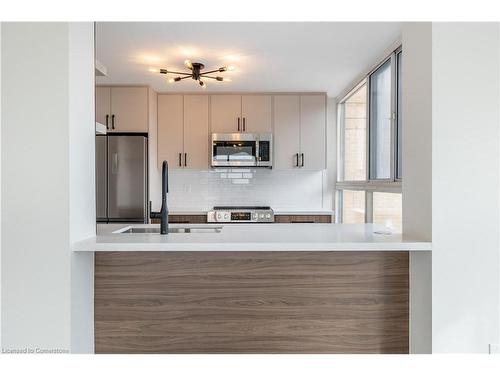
[151,215,208,224]
[274,214,332,223]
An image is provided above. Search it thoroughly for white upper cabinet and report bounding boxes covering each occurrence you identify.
[183,95,209,169]
[95,86,111,127]
[96,86,149,133]
[273,94,326,170]
[109,87,148,132]
[157,95,184,169]
[157,94,209,170]
[274,95,301,170]
[210,95,272,133]
[299,95,326,170]
[241,95,272,133]
[210,95,242,133]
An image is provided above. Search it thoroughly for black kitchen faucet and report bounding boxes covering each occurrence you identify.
[150,160,169,234]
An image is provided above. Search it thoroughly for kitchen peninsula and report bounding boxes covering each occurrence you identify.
[74,223,430,354]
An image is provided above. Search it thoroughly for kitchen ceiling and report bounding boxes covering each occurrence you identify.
[96,22,401,97]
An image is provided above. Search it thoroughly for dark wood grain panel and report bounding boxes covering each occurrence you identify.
[274,214,332,223]
[152,214,332,224]
[95,251,408,353]
[151,214,208,224]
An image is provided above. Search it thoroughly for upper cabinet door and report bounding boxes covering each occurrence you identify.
[157,95,184,169]
[95,86,111,128]
[299,95,326,170]
[110,87,148,132]
[184,95,209,169]
[273,95,301,170]
[241,95,272,133]
[210,95,242,133]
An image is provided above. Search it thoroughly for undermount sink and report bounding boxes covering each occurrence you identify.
[116,226,223,234]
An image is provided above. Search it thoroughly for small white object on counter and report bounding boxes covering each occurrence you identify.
[72,223,432,252]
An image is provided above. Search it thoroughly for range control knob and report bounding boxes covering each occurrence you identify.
[224,213,229,220]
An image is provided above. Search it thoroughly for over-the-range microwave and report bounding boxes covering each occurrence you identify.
[211,133,272,168]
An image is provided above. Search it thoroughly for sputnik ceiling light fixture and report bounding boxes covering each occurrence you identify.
[153,60,233,88]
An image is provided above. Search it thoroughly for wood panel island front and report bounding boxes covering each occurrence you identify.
[73,223,431,354]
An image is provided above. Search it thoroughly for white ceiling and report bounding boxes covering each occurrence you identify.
[96,22,401,97]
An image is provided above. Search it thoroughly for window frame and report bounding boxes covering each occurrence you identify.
[336,45,403,225]
[367,56,394,181]
[395,48,403,181]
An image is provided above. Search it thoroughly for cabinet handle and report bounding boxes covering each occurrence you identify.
[111,114,115,130]
[105,114,109,129]
[300,153,305,167]
[243,117,246,132]
[184,153,187,167]
[295,153,299,167]
[237,117,240,131]
[178,153,182,167]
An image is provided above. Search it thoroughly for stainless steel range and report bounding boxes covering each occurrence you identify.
[207,206,274,223]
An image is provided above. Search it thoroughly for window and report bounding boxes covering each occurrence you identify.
[369,59,392,180]
[341,190,365,224]
[339,84,367,181]
[373,192,402,233]
[337,47,402,232]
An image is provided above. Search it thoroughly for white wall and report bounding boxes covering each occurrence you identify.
[401,22,433,354]
[432,22,500,353]
[1,22,95,353]
[148,89,161,212]
[0,22,3,349]
[1,22,72,352]
[68,22,95,354]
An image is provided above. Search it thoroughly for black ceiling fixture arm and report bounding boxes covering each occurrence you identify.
[159,69,191,76]
[199,67,226,75]
[200,75,224,81]
[156,62,229,88]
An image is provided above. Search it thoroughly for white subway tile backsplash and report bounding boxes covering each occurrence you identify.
[159,169,324,211]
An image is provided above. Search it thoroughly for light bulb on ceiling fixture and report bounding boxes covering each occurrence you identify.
[168,78,175,83]
[227,65,235,71]
[184,59,193,69]
[148,67,160,73]
[223,77,232,82]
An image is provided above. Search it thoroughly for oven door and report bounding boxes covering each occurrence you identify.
[212,133,258,167]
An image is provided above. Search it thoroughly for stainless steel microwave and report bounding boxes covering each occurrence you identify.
[211,133,272,168]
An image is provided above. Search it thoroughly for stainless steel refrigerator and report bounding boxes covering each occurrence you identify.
[96,135,148,223]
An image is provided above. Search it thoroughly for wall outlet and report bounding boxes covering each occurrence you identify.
[488,344,500,354]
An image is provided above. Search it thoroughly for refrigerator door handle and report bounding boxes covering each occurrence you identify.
[112,152,118,173]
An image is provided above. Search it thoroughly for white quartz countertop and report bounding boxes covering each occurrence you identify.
[72,223,431,252]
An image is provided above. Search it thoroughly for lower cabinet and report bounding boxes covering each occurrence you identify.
[151,215,208,224]
[274,214,332,223]
[151,214,332,224]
